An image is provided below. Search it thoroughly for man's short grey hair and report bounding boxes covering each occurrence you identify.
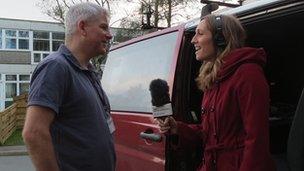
[65,2,109,38]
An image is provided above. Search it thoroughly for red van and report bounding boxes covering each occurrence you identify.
[101,0,304,170]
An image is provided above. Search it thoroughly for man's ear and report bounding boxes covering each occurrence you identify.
[78,20,87,36]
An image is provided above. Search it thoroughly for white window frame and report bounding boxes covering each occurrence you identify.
[33,31,50,52]
[31,31,65,64]
[2,29,30,51]
[1,74,30,110]
[31,51,50,64]
[32,31,51,64]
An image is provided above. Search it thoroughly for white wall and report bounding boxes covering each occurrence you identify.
[0,64,35,74]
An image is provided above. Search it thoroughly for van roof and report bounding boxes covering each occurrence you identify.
[184,0,290,29]
[111,0,302,49]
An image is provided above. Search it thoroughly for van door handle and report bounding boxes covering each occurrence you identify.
[140,132,162,142]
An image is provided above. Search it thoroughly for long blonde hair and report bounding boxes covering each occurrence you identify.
[196,14,246,91]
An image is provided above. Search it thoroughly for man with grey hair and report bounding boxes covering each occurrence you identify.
[23,2,116,171]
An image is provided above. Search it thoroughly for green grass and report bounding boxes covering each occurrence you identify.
[2,129,24,146]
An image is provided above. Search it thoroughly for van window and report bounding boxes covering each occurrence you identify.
[101,31,179,113]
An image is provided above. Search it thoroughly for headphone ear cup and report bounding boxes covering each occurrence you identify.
[214,31,226,48]
[214,16,227,49]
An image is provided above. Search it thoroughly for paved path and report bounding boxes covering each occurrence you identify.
[0,145,289,171]
[0,155,34,171]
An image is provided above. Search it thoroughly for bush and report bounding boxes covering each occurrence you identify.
[1,129,24,146]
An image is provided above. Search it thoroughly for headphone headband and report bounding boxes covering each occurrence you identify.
[214,15,227,49]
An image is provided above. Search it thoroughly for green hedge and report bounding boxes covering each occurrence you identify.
[1,129,24,146]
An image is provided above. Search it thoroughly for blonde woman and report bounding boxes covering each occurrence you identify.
[156,14,276,171]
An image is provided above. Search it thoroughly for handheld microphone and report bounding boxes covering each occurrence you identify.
[149,79,175,171]
[149,79,173,118]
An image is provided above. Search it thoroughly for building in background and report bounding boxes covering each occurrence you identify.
[0,18,65,111]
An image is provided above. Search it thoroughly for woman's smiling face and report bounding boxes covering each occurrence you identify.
[191,19,216,62]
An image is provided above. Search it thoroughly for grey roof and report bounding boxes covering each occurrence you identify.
[0,18,64,32]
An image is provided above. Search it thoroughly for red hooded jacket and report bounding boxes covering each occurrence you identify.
[177,47,276,171]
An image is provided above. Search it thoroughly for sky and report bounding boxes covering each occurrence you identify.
[0,0,56,22]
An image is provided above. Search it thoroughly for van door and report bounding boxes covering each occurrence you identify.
[101,28,184,171]
[168,30,204,171]
[287,88,304,171]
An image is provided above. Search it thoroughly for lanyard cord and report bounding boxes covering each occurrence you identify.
[85,71,110,115]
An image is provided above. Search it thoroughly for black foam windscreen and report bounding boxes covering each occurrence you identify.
[149,79,171,107]
[214,15,226,48]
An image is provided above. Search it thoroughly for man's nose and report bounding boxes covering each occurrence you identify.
[106,32,113,40]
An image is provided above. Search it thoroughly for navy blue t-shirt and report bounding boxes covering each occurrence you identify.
[28,45,116,171]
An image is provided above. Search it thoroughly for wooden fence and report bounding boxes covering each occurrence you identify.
[0,94,27,144]
[13,94,28,129]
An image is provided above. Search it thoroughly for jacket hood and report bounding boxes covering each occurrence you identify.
[217,47,266,82]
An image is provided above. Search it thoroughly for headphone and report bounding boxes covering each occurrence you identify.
[213,15,227,49]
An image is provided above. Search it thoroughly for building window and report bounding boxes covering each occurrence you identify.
[32,31,64,64]
[5,75,17,81]
[4,74,30,108]
[5,83,17,98]
[20,83,30,94]
[19,75,30,81]
[5,30,16,49]
[33,52,49,64]
[33,31,50,51]
[19,74,30,94]
[52,32,65,51]
[4,29,29,50]
[18,30,29,49]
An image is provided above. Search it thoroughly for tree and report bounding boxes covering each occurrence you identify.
[138,0,200,29]
[108,0,200,30]
[37,0,113,24]
[138,0,246,29]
